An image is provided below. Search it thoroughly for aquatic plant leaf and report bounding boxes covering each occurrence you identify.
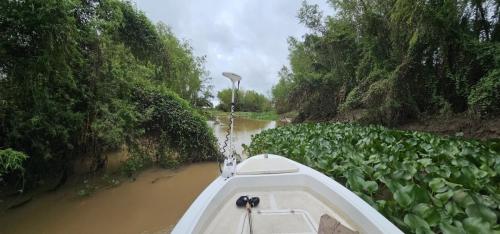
[439,222,466,234]
[395,185,415,208]
[404,214,431,233]
[465,205,497,225]
[429,178,446,193]
[435,190,454,204]
[364,180,379,193]
[463,217,491,233]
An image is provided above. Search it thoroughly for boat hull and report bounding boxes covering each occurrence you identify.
[172,154,402,234]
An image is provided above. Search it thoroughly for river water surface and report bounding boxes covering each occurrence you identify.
[0,116,277,234]
[208,115,277,158]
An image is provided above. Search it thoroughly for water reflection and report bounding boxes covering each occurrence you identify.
[207,116,277,158]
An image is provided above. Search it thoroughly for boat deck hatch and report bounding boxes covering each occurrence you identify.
[236,156,299,175]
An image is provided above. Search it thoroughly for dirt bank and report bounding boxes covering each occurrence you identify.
[398,115,500,140]
[313,109,500,140]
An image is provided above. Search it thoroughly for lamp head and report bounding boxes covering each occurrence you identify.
[222,72,242,83]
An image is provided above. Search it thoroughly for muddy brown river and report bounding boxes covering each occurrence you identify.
[0,116,277,234]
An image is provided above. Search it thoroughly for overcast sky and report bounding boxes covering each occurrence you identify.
[133,0,333,100]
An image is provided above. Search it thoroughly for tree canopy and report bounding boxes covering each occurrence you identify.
[0,0,218,188]
[273,0,500,124]
[217,89,272,112]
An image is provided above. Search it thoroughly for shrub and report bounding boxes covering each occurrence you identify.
[340,86,363,111]
[0,148,28,177]
[133,84,219,163]
[468,69,500,117]
[362,78,392,107]
[121,153,150,177]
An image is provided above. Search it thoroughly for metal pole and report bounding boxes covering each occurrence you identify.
[230,81,236,158]
[221,72,241,178]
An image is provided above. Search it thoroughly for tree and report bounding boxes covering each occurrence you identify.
[0,0,218,189]
[272,66,294,114]
[216,89,271,112]
[278,0,500,123]
[157,23,211,105]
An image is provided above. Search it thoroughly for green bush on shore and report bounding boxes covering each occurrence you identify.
[272,1,500,122]
[0,149,28,177]
[0,0,217,188]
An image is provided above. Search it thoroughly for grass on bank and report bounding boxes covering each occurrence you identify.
[209,110,279,121]
[234,111,279,121]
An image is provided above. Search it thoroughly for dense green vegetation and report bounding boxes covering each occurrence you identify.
[266,2,500,232]
[216,88,272,112]
[248,123,500,233]
[272,0,500,123]
[0,149,28,177]
[0,0,218,189]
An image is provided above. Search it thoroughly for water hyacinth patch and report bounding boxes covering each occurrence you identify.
[247,123,500,233]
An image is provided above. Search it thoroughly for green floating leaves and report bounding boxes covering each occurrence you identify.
[394,184,416,208]
[439,222,466,234]
[364,181,379,194]
[463,217,491,234]
[413,203,440,226]
[434,190,454,206]
[465,205,497,225]
[247,123,500,233]
[404,214,432,233]
[429,178,446,193]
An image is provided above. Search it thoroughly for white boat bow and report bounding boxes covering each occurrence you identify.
[172,154,403,234]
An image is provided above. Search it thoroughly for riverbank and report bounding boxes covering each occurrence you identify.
[399,115,500,140]
[328,109,500,140]
[210,110,279,121]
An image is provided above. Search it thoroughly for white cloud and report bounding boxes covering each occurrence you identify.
[133,0,333,97]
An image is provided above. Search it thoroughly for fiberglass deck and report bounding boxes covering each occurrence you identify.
[202,188,358,234]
